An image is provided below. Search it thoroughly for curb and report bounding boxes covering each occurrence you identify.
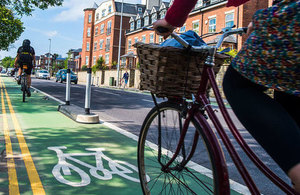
[58,104,99,124]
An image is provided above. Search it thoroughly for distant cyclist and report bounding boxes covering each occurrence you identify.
[14,39,36,97]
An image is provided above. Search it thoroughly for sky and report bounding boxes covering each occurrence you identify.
[0,0,141,59]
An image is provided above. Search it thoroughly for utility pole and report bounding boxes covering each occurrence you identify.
[48,39,51,72]
[116,0,124,87]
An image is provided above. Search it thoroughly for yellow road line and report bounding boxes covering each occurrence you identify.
[1,78,45,195]
[0,79,20,195]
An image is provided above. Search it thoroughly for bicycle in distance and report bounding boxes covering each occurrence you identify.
[136,26,298,195]
[20,65,30,102]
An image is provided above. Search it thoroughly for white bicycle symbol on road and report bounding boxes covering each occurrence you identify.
[48,146,150,187]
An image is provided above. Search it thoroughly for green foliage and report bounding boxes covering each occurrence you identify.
[1,56,15,68]
[136,61,140,69]
[0,0,63,16]
[0,6,23,50]
[95,57,106,70]
[111,61,117,67]
[219,48,238,64]
[81,65,87,71]
[0,0,63,50]
[64,58,68,69]
[92,65,97,75]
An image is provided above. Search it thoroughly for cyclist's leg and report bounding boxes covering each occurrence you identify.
[274,90,300,192]
[223,66,300,174]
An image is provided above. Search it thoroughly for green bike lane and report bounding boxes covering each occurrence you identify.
[0,75,247,195]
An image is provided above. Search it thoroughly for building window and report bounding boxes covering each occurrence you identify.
[100,40,104,49]
[121,58,126,66]
[105,54,109,64]
[95,27,98,35]
[88,14,92,23]
[225,12,234,27]
[137,20,141,29]
[142,35,146,43]
[195,0,203,8]
[134,37,138,43]
[209,17,216,32]
[192,21,199,34]
[179,25,186,33]
[102,9,106,17]
[151,13,157,23]
[93,56,96,65]
[138,7,143,13]
[85,56,89,65]
[159,36,164,43]
[108,5,112,13]
[94,42,97,50]
[87,27,91,37]
[107,20,112,35]
[100,24,105,34]
[86,42,90,51]
[130,22,134,31]
[96,13,99,21]
[150,33,154,43]
[128,39,132,49]
[160,11,166,19]
[106,37,110,51]
[144,16,149,26]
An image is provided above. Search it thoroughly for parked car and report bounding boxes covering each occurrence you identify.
[6,68,15,76]
[35,70,50,79]
[55,69,78,84]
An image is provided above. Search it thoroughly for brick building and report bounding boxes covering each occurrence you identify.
[82,0,270,70]
[124,0,270,68]
[81,0,143,69]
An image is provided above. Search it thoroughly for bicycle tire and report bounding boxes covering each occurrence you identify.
[21,77,26,102]
[138,101,227,195]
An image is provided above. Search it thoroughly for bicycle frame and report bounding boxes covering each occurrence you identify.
[159,28,297,194]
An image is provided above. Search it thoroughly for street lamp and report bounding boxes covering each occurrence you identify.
[48,38,51,72]
[116,0,124,87]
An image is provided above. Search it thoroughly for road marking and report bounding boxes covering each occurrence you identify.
[34,85,250,195]
[141,99,153,103]
[2,80,45,195]
[0,79,20,195]
[96,90,121,96]
[31,86,64,104]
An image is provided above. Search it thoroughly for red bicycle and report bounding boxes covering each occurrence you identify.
[137,27,298,194]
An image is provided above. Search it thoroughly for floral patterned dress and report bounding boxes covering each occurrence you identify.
[231,0,300,96]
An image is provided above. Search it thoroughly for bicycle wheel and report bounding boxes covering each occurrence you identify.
[21,77,26,102]
[138,101,227,195]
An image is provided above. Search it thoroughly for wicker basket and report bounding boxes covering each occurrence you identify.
[134,42,229,99]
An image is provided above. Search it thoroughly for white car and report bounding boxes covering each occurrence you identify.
[36,70,50,80]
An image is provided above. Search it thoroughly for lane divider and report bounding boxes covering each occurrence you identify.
[1,78,45,195]
[0,79,20,195]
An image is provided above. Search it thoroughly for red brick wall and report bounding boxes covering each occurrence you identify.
[81,9,96,68]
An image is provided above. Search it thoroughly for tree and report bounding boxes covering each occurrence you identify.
[1,56,15,68]
[0,0,63,50]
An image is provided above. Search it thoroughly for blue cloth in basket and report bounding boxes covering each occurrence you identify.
[160,30,207,48]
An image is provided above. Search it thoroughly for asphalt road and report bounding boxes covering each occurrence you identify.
[31,77,290,195]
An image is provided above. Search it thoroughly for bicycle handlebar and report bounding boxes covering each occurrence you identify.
[143,26,248,51]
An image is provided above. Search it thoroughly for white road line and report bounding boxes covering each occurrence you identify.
[142,99,153,103]
[31,86,64,104]
[95,90,120,96]
[35,86,251,195]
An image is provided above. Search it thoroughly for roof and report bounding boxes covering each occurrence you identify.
[121,52,136,58]
[206,35,237,44]
[114,2,146,14]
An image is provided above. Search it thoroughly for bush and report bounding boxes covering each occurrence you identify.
[81,65,87,71]
[92,65,97,74]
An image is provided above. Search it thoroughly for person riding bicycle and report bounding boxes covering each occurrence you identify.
[153,0,300,192]
[14,39,36,97]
